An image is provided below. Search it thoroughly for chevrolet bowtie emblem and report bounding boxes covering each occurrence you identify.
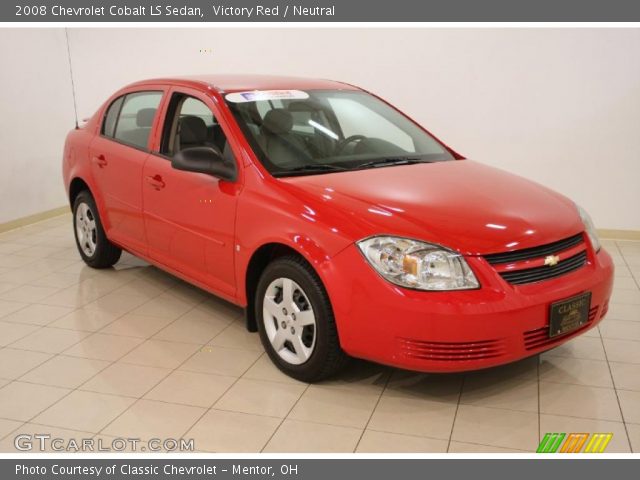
[544,255,560,267]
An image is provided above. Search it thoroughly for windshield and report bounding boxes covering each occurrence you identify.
[225,89,454,177]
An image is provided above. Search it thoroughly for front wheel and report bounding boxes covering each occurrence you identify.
[72,191,122,268]
[255,256,348,382]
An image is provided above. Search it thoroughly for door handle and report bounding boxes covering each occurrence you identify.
[92,154,107,168]
[145,174,166,190]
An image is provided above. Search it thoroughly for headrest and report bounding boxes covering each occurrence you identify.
[262,109,293,135]
[179,116,208,144]
[136,108,156,128]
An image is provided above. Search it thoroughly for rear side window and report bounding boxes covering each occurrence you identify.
[102,91,163,150]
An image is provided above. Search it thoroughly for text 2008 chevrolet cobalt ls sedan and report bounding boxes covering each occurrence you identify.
[62,75,614,381]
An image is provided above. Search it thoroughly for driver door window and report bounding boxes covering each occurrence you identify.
[162,95,232,160]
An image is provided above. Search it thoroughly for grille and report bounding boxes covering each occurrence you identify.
[523,305,599,350]
[398,337,506,362]
[484,233,584,265]
[499,251,587,285]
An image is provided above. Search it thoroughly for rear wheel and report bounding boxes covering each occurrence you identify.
[255,255,348,382]
[72,191,121,268]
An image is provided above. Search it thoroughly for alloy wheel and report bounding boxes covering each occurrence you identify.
[262,277,317,365]
[75,202,98,257]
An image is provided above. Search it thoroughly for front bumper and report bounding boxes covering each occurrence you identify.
[322,243,614,372]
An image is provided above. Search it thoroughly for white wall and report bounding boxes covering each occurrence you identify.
[0,29,76,223]
[1,28,639,230]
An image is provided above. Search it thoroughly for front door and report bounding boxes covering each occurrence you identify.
[142,88,240,299]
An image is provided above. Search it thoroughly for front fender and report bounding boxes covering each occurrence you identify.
[234,171,355,306]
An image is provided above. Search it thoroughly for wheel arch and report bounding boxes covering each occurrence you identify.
[243,243,304,332]
[67,176,111,233]
[68,177,91,207]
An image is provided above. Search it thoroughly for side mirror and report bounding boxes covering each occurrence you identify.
[171,146,237,182]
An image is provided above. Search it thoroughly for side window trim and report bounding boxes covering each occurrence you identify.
[101,95,124,138]
[99,89,164,153]
[158,92,184,157]
[110,96,125,138]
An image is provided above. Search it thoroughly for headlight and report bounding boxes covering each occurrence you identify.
[577,205,601,252]
[357,236,479,291]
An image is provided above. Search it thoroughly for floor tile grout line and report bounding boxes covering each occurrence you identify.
[535,411,627,424]
[536,355,541,445]
[360,426,456,444]
[259,382,312,453]
[445,438,531,453]
[0,422,27,444]
[616,240,640,291]
[438,384,630,422]
[536,377,615,389]
[0,323,47,348]
[599,250,636,452]
[445,375,465,453]
[351,369,393,453]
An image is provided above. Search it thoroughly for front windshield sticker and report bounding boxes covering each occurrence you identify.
[225,89,310,103]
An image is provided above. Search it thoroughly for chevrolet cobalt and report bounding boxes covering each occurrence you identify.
[62,75,614,381]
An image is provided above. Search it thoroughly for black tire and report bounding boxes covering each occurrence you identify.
[255,255,349,382]
[72,190,122,268]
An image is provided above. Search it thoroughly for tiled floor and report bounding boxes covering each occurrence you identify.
[0,214,639,453]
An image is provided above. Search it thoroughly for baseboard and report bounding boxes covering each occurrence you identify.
[598,229,640,241]
[0,206,69,234]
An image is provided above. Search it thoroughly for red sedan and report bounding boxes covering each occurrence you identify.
[62,75,614,381]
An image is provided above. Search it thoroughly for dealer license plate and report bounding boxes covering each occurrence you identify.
[548,292,592,338]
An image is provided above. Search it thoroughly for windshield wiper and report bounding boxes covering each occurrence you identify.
[356,157,431,170]
[273,164,348,177]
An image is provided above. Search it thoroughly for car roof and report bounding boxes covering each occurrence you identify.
[127,74,361,93]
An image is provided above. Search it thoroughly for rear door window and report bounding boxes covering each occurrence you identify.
[111,91,163,149]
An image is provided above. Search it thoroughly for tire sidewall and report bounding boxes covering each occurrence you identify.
[255,258,334,379]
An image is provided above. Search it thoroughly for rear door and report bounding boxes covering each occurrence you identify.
[141,87,242,299]
[89,88,166,254]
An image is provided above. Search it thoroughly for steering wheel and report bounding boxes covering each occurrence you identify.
[334,135,367,155]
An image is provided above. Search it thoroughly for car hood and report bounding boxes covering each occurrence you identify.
[278,160,584,256]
